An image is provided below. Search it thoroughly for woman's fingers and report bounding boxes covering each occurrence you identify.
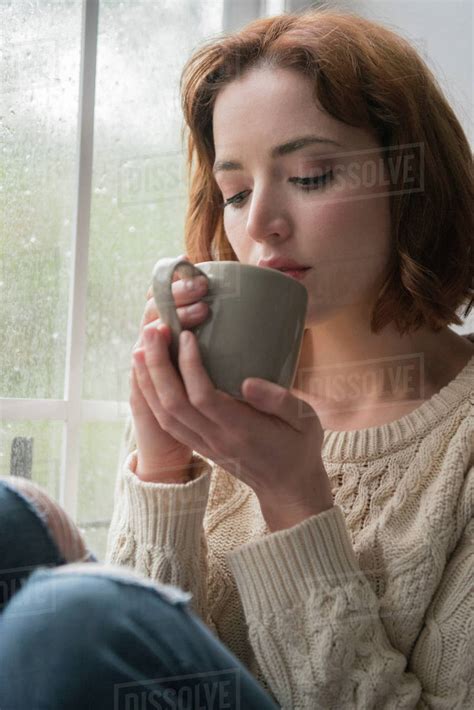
[132,342,209,454]
[140,274,209,335]
[141,328,189,410]
[140,327,220,449]
[129,354,155,415]
[141,327,254,458]
[147,275,208,313]
[145,254,192,299]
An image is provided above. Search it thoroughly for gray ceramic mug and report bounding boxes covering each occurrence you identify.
[152,256,308,400]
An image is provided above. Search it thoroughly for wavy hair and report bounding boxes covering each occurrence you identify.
[178,8,473,334]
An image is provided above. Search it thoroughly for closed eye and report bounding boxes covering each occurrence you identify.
[222,171,334,209]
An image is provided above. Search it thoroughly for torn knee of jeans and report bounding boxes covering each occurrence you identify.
[3,477,90,564]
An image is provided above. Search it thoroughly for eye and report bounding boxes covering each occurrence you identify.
[222,171,334,210]
[221,190,251,210]
[288,171,334,191]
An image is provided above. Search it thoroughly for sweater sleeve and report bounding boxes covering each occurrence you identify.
[226,484,473,709]
[105,415,213,622]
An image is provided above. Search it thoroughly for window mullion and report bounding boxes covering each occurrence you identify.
[61,0,99,519]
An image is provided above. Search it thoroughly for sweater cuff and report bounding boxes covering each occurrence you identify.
[120,450,212,548]
[226,505,362,616]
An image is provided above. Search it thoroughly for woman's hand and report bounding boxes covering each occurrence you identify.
[133,324,334,530]
[130,256,210,482]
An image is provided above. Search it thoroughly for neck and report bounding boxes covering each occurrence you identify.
[293,307,472,423]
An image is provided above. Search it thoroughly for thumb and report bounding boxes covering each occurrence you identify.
[241,378,308,430]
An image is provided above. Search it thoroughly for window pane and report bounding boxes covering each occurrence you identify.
[84,0,224,402]
[0,0,82,399]
[0,420,62,498]
[77,420,125,561]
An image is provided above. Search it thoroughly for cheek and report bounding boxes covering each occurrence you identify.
[305,191,391,262]
[223,211,249,258]
[306,194,392,312]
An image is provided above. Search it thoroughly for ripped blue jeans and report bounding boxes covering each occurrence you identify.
[0,479,279,710]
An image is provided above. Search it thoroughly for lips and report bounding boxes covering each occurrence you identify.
[257,258,311,270]
[278,268,311,281]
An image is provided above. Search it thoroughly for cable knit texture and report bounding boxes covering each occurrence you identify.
[106,336,474,709]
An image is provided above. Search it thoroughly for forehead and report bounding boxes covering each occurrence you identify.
[213,68,333,142]
[212,66,376,157]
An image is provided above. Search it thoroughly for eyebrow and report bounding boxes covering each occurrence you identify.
[212,135,342,175]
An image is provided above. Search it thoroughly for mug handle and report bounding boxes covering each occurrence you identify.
[151,255,210,367]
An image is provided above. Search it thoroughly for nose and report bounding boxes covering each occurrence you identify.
[245,185,292,244]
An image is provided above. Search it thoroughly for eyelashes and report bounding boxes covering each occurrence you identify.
[289,171,334,190]
[222,170,334,210]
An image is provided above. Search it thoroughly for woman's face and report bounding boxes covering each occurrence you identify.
[212,66,393,326]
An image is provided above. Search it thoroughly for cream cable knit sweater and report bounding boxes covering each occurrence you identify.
[106,338,474,709]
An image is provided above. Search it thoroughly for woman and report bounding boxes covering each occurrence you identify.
[0,9,472,709]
